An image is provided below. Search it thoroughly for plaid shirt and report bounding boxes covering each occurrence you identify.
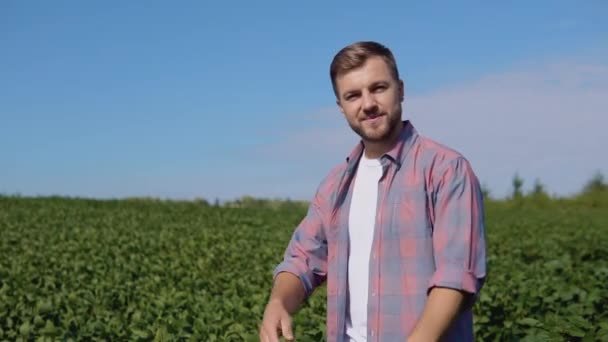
[273,120,487,342]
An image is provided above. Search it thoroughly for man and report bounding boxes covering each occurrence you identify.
[259,41,487,342]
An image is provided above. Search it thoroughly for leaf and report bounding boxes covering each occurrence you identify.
[40,320,56,337]
[131,328,150,339]
[568,315,591,329]
[521,330,551,342]
[518,318,542,327]
[19,322,30,336]
[598,327,608,341]
[567,327,586,338]
[154,325,169,342]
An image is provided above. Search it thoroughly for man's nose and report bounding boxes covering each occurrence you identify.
[362,92,378,113]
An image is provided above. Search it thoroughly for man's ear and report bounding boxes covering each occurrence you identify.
[336,98,345,115]
[399,79,405,102]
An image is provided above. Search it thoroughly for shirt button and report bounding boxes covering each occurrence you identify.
[372,292,376,297]
[371,330,375,337]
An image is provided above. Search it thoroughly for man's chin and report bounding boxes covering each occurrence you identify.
[360,129,392,142]
[349,122,394,142]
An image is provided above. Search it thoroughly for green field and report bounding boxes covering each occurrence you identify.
[1,192,607,341]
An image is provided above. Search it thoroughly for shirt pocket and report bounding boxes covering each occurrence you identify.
[389,189,433,238]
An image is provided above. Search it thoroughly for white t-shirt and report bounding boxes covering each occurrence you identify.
[344,152,383,341]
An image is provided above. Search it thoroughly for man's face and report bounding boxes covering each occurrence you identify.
[335,56,404,143]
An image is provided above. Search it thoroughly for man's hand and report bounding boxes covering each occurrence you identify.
[259,299,294,342]
[259,272,306,341]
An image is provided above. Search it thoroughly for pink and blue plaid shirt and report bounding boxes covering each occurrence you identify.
[273,120,487,342]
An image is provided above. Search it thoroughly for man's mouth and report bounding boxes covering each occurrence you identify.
[363,113,384,121]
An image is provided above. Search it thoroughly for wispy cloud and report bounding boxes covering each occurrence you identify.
[256,111,355,161]
[256,59,608,199]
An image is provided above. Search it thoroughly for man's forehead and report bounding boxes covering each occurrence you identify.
[337,58,392,82]
[337,69,392,91]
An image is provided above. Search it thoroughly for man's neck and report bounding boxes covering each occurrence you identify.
[363,121,403,159]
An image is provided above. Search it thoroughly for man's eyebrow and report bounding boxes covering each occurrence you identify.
[341,89,360,97]
[370,80,389,87]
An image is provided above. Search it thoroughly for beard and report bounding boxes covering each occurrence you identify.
[348,109,402,143]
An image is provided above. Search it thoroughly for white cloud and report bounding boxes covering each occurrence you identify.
[256,59,608,199]
[406,61,607,197]
[257,115,354,160]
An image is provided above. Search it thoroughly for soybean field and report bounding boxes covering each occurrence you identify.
[0,193,607,341]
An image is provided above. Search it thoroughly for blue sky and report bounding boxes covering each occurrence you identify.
[1,1,607,201]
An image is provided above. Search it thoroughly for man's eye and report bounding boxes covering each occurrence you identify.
[374,86,386,92]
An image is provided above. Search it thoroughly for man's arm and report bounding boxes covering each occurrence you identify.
[260,272,307,342]
[271,190,329,299]
[410,157,487,340]
[268,272,307,314]
[260,191,328,342]
[407,287,471,341]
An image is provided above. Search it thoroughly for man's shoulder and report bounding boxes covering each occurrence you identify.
[417,133,464,161]
[413,133,475,177]
[315,161,349,198]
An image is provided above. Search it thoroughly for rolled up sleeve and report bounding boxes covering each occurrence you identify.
[428,157,487,296]
[273,192,328,298]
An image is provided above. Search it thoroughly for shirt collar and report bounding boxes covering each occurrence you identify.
[345,120,418,172]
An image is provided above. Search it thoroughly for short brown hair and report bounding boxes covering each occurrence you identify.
[329,41,400,97]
